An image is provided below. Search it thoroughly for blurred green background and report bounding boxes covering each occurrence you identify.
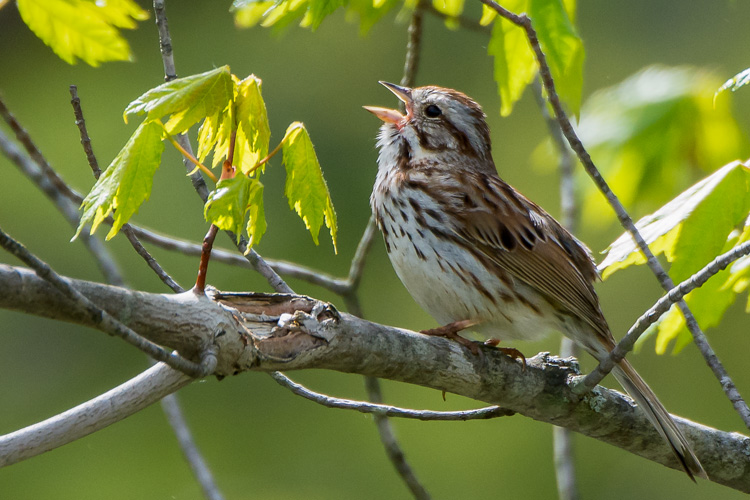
[2,0,750,498]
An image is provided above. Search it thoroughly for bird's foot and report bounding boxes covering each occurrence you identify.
[484,338,527,369]
[421,319,480,355]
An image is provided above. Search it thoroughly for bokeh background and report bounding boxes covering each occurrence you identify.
[2,0,750,498]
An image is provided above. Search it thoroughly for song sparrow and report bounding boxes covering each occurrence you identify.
[364,82,706,480]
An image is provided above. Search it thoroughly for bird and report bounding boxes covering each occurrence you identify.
[363,81,706,480]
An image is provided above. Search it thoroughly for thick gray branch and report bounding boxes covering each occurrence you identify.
[0,363,191,467]
[0,264,749,492]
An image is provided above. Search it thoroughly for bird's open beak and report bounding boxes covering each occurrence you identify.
[379,81,413,104]
[363,106,404,124]
[363,81,414,125]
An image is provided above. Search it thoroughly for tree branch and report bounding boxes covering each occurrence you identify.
[271,371,511,421]
[0,362,192,467]
[1,265,749,492]
[0,232,214,377]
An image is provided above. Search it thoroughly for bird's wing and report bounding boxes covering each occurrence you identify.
[449,172,610,339]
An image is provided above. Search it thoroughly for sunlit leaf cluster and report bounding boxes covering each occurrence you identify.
[76,66,337,253]
[565,66,748,228]
[600,161,750,353]
[488,0,583,116]
[15,0,148,66]
[232,0,584,116]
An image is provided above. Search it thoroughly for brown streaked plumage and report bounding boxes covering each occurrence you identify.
[365,82,706,480]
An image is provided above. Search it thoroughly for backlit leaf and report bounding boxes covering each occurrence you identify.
[307,0,344,29]
[75,120,164,240]
[600,160,750,278]
[601,161,750,354]
[124,66,233,134]
[204,174,266,245]
[529,0,584,116]
[345,0,399,35]
[245,180,267,248]
[232,0,276,28]
[572,66,748,227]
[432,0,464,28]
[486,0,583,116]
[16,0,147,67]
[282,122,338,252]
[260,0,309,31]
[487,0,535,117]
[196,104,232,165]
[234,75,271,174]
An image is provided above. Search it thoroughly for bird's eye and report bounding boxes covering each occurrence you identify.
[424,104,442,118]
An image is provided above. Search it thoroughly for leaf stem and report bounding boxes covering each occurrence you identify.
[160,123,218,183]
[245,133,288,176]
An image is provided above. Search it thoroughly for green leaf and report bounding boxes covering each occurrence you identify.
[571,67,749,228]
[196,104,232,166]
[245,180,267,248]
[234,75,271,174]
[204,175,266,246]
[232,0,276,28]
[600,160,750,279]
[487,0,536,117]
[479,4,497,25]
[528,0,584,116]
[715,68,750,103]
[282,122,338,252]
[260,0,310,31]
[642,223,750,354]
[345,0,399,35]
[16,0,147,67]
[431,0,464,28]
[75,121,164,240]
[307,0,344,29]
[124,66,233,134]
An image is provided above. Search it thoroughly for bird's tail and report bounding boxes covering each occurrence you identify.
[612,359,707,480]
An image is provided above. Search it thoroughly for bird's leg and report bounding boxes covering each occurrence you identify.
[421,319,480,355]
[485,338,527,369]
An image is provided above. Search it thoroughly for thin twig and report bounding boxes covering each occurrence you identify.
[68,87,185,293]
[0,227,214,377]
[363,376,432,500]
[270,372,513,421]
[160,393,226,500]
[69,86,101,178]
[0,101,124,286]
[345,216,378,291]
[0,98,80,202]
[533,78,580,500]
[153,0,210,201]
[123,226,185,292]
[480,0,750,428]
[579,239,750,398]
[122,224,348,292]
